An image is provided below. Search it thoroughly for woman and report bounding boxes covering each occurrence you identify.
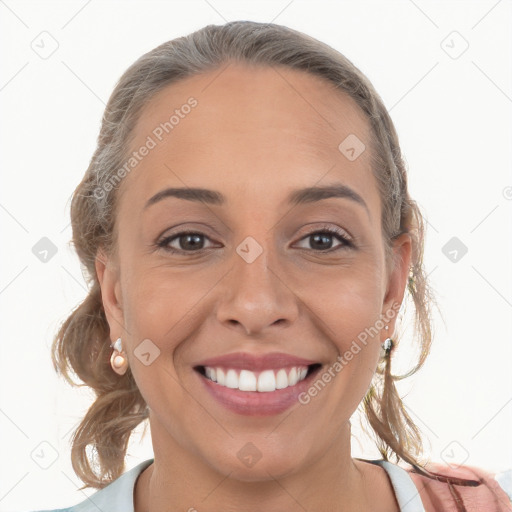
[34,20,511,512]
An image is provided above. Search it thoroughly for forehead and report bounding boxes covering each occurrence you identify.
[121,62,378,214]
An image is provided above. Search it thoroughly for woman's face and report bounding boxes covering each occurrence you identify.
[97,63,411,480]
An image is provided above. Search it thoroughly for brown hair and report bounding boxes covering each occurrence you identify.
[52,20,461,492]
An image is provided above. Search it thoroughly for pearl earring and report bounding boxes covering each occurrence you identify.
[382,337,393,355]
[382,323,393,354]
[110,337,128,375]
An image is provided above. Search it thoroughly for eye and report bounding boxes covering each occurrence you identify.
[294,227,353,252]
[157,231,216,253]
[156,226,354,255]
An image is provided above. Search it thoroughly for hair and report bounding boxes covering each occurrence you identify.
[51,20,478,502]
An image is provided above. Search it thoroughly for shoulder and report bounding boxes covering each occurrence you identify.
[26,459,154,512]
[406,462,512,512]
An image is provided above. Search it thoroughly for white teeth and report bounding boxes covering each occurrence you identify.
[225,369,238,389]
[202,365,311,392]
[239,370,257,391]
[205,367,217,382]
[275,369,288,389]
[288,367,298,386]
[257,370,276,392]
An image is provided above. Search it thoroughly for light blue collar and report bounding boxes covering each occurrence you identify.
[66,458,154,512]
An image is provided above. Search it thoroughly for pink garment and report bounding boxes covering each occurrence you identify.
[407,462,512,511]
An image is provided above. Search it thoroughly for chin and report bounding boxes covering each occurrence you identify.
[207,444,304,482]
[223,461,299,483]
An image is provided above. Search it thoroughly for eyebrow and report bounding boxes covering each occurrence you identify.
[144,183,369,215]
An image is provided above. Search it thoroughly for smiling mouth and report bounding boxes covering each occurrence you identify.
[194,363,322,393]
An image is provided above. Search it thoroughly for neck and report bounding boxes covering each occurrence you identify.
[134,417,379,512]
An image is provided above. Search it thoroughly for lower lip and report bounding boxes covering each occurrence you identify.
[196,367,321,416]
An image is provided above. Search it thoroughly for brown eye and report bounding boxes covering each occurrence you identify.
[156,227,353,255]
[158,232,215,253]
[294,228,353,252]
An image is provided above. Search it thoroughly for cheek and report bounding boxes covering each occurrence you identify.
[119,238,385,395]
[300,256,385,339]
[121,245,386,361]
[121,262,220,339]
[118,266,204,421]
[118,260,229,401]
[298,263,385,411]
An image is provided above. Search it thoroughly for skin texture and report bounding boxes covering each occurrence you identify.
[95,62,412,511]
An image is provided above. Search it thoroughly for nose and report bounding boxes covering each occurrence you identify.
[215,238,300,337]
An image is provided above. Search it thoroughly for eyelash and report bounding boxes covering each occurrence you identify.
[156,226,354,255]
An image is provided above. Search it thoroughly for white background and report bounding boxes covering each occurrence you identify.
[1,1,511,510]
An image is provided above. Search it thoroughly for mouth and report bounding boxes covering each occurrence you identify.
[194,363,323,392]
[193,363,323,416]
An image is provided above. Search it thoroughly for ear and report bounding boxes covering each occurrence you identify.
[381,233,412,339]
[95,248,125,340]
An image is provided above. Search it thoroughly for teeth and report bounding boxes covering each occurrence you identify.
[276,369,288,389]
[225,369,238,389]
[289,367,298,386]
[239,370,257,391]
[257,370,275,392]
[202,365,310,392]
[205,367,217,382]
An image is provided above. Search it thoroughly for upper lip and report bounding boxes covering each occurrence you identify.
[193,352,320,372]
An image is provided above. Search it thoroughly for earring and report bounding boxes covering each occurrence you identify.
[382,337,393,356]
[110,337,128,375]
